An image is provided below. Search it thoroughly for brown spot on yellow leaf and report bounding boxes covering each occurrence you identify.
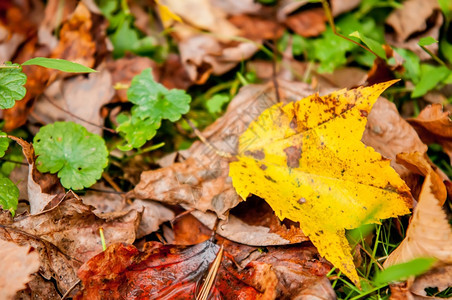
[284,145,302,168]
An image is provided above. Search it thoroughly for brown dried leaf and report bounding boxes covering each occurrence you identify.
[229,14,284,40]
[190,197,308,246]
[0,239,40,300]
[362,98,428,178]
[410,264,452,297]
[330,0,361,16]
[385,0,442,60]
[384,170,452,267]
[178,33,258,84]
[14,274,62,300]
[408,104,452,162]
[8,196,141,263]
[284,8,327,38]
[396,152,447,204]
[33,67,115,135]
[160,0,239,36]
[0,222,80,295]
[50,2,96,71]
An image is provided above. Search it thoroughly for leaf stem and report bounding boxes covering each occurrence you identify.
[42,94,116,134]
[0,65,21,69]
[320,0,380,58]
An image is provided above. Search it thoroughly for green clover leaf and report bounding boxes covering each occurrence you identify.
[127,68,191,122]
[116,113,161,151]
[33,122,108,190]
[0,62,27,109]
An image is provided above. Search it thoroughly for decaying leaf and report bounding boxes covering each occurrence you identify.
[229,81,412,284]
[407,103,452,162]
[4,195,141,263]
[384,160,452,267]
[0,220,80,295]
[0,239,40,300]
[33,67,115,135]
[385,0,442,60]
[75,240,278,299]
[410,264,452,297]
[362,98,428,178]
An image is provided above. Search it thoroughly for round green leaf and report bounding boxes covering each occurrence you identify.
[0,62,27,109]
[127,68,191,122]
[33,122,108,190]
[0,176,19,217]
[116,114,160,151]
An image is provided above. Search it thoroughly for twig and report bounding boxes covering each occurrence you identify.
[196,245,224,300]
[0,158,28,166]
[320,0,380,58]
[42,94,116,134]
[85,187,126,194]
[61,279,81,300]
[183,117,232,158]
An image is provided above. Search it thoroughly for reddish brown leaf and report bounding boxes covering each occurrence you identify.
[284,8,327,38]
[229,14,284,40]
[408,104,452,162]
[75,240,278,299]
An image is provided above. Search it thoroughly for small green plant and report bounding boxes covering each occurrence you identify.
[116,68,191,150]
[0,58,97,215]
[34,122,109,190]
[0,63,27,109]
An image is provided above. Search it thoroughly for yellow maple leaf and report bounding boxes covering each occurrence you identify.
[229,80,412,285]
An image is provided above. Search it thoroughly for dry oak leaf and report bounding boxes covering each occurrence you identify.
[0,239,40,300]
[384,167,452,267]
[407,103,452,162]
[229,80,412,285]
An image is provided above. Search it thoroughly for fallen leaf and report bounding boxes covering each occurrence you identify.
[133,81,313,218]
[129,199,175,239]
[160,0,239,37]
[0,220,80,295]
[410,264,452,297]
[383,168,452,267]
[229,81,412,284]
[330,0,361,16]
[14,273,62,300]
[50,2,96,72]
[6,195,141,263]
[385,0,443,60]
[396,152,447,204]
[284,8,327,38]
[0,239,40,300]
[229,14,284,41]
[190,196,308,246]
[75,240,278,299]
[362,98,428,178]
[178,34,258,84]
[407,103,452,162]
[33,67,115,135]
